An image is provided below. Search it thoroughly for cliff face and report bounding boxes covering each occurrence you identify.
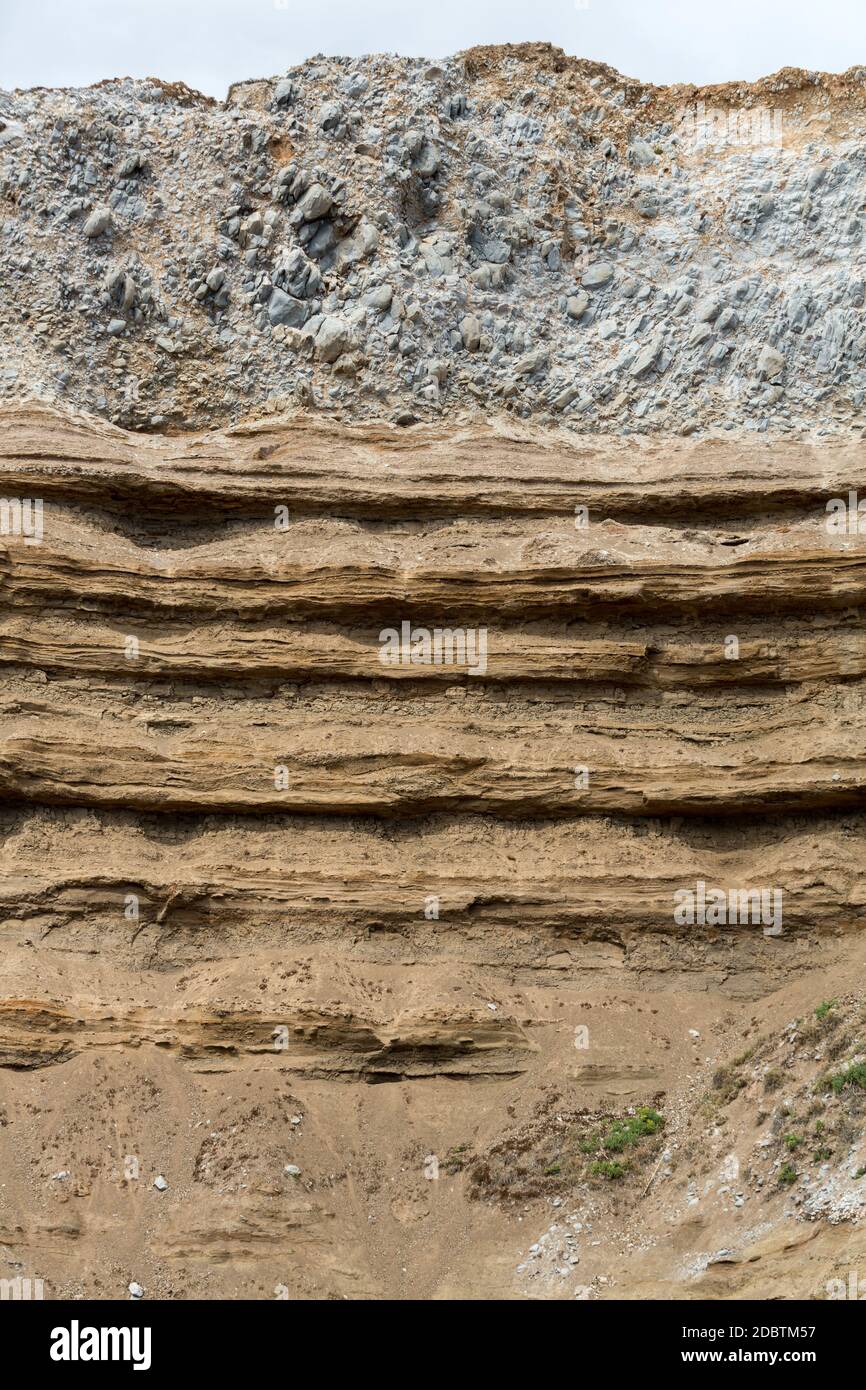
[3,42,866,434]
[1,47,866,1304]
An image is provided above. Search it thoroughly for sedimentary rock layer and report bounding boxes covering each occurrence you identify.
[2,404,865,517]
[0,680,864,816]
[1,402,865,1301]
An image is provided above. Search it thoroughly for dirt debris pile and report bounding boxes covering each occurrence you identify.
[2,44,866,432]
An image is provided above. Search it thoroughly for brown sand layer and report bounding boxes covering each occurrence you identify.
[1,405,865,1301]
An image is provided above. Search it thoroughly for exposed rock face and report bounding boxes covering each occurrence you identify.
[1,399,866,1299]
[2,43,866,433]
[1,48,866,1304]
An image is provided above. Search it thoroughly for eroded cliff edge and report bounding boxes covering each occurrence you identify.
[1,45,866,1302]
[2,43,866,433]
[0,400,865,1299]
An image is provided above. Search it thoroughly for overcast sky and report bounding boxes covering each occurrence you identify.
[2,0,866,98]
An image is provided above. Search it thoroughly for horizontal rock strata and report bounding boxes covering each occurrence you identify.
[1,401,864,1300]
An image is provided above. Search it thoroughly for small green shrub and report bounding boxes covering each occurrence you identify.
[825,1061,866,1095]
[778,1163,798,1186]
[444,1144,470,1174]
[590,1159,627,1180]
[601,1107,664,1153]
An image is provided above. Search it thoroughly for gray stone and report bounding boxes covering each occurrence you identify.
[757,344,785,378]
[630,335,662,377]
[414,142,440,178]
[343,73,369,98]
[635,193,659,218]
[514,349,549,375]
[551,384,580,410]
[273,79,297,107]
[582,262,614,288]
[817,311,845,372]
[117,151,144,177]
[274,246,321,300]
[0,119,25,146]
[477,237,510,265]
[306,222,337,258]
[318,101,344,133]
[267,288,308,327]
[241,210,264,239]
[315,316,351,362]
[297,183,333,221]
[106,268,137,310]
[459,314,481,351]
[566,292,589,320]
[332,220,378,270]
[83,207,112,238]
[363,283,393,311]
[694,295,722,322]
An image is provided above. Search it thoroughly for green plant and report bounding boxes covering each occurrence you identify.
[784,1134,803,1152]
[825,1061,866,1095]
[601,1107,664,1153]
[544,1163,561,1176]
[778,1163,798,1186]
[602,1128,628,1153]
[855,1166,866,1179]
[815,1000,837,1021]
[813,1147,832,1162]
[444,1144,470,1174]
[590,1159,626,1180]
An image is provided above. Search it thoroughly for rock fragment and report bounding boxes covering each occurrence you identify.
[315,316,351,362]
[83,208,112,238]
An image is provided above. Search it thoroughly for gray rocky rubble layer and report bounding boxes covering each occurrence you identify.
[2,41,866,435]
